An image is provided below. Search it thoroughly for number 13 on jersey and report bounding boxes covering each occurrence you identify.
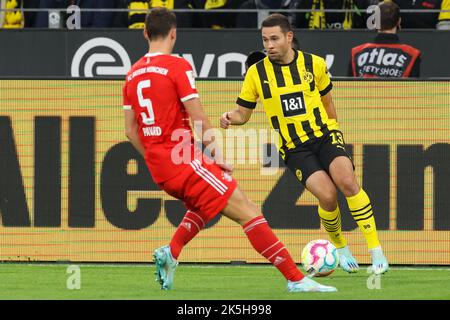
[331,131,344,145]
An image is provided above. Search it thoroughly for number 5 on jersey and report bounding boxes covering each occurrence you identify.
[138,80,155,125]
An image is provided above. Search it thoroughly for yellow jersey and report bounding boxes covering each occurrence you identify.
[439,0,450,21]
[237,50,338,158]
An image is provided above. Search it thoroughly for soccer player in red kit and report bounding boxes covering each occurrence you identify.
[123,7,336,293]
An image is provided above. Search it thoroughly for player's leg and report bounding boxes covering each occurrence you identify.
[304,170,359,273]
[153,160,242,290]
[153,208,206,289]
[305,171,347,248]
[324,132,388,274]
[169,209,205,260]
[155,159,334,292]
[328,156,377,241]
[285,146,357,272]
[329,156,388,274]
[221,186,337,292]
[152,165,211,290]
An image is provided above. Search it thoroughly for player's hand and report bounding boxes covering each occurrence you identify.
[216,161,234,175]
[220,112,231,129]
[211,149,233,174]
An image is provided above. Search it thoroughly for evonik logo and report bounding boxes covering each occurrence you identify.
[71,37,132,77]
[70,39,336,78]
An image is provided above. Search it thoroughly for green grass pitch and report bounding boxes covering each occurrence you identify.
[0,263,449,300]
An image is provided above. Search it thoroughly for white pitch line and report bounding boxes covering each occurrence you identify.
[388,267,450,271]
[4,264,450,271]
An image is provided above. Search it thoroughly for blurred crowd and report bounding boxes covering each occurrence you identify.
[0,0,449,29]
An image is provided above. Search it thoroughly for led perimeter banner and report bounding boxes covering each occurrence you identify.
[0,80,449,264]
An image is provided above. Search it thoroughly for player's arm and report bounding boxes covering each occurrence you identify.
[176,59,231,172]
[124,109,146,157]
[183,97,214,137]
[321,92,337,121]
[220,105,254,129]
[123,82,146,157]
[184,97,233,173]
[221,65,258,129]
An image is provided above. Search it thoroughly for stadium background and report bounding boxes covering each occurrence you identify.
[1,29,450,78]
[1,79,449,265]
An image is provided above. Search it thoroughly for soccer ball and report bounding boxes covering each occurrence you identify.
[301,239,339,277]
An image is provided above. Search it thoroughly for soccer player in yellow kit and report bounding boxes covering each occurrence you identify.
[220,13,389,275]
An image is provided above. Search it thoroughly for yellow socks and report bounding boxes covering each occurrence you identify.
[318,205,347,249]
[346,188,380,249]
[318,188,381,250]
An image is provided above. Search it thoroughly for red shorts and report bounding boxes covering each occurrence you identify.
[157,159,237,223]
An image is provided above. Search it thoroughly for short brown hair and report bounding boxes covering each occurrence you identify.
[379,1,400,30]
[145,7,177,41]
[261,13,292,33]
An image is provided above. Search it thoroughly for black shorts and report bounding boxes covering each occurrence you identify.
[284,130,354,186]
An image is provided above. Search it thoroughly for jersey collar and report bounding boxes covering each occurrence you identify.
[269,49,299,67]
[374,33,400,44]
[145,52,164,57]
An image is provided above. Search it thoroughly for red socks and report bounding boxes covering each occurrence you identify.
[243,216,304,282]
[169,213,305,283]
[169,210,205,259]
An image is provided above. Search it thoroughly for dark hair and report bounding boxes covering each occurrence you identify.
[261,13,292,33]
[245,50,266,71]
[379,1,400,30]
[145,7,177,40]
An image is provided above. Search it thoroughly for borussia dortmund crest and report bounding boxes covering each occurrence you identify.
[303,70,314,83]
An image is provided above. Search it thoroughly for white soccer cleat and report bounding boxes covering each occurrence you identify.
[153,245,179,290]
[370,246,389,275]
[287,277,337,293]
[337,246,359,273]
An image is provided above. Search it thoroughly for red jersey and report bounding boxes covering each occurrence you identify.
[123,53,199,183]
